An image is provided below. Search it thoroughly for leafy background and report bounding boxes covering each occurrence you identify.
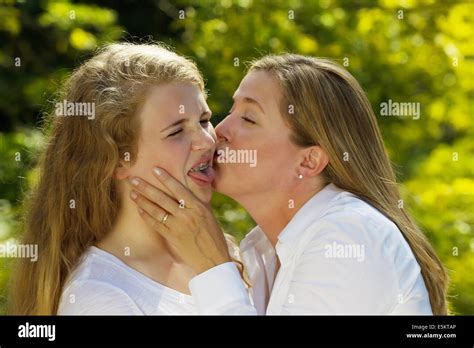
[0,0,472,314]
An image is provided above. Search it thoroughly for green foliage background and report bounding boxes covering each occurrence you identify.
[0,0,472,314]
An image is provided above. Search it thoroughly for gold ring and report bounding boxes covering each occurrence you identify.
[161,212,169,225]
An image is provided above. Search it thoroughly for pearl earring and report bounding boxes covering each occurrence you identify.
[298,174,303,179]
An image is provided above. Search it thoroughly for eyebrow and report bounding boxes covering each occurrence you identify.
[233,96,265,114]
[160,110,212,133]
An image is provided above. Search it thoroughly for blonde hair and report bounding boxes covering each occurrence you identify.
[249,54,449,315]
[9,42,208,315]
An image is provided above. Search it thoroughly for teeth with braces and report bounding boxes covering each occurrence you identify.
[189,162,209,173]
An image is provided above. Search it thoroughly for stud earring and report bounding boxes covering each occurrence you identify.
[298,174,303,179]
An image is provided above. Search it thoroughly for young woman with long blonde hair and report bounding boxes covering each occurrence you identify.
[9,42,246,315]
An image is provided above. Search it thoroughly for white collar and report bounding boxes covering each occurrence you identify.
[277,183,343,248]
[241,183,345,263]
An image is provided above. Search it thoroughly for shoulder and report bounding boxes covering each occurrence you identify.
[58,279,143,315]
[291,193,425,313]
[302,192,415,263]
[57,247,145,315]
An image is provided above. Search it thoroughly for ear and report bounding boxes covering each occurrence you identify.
[114,161,131,180]
[298,146,329,178]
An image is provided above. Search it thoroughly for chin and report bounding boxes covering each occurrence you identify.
[189,184,213,203]
[212,164,238,197]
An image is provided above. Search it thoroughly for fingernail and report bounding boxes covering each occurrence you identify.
[153,167,162,176]
[130,191,138,199]
[130,178,140,186]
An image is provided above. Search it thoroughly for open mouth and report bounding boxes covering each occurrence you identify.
[187,157,215,186]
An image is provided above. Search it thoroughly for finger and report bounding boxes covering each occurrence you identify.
[139,206,170,237]
[152,167,196,207]
[131,190,175,226]
[129,177,180,215]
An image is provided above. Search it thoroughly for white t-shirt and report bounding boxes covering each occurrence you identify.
[57,246,197,315]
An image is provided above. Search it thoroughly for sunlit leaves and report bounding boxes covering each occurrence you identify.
[69,28,96,50]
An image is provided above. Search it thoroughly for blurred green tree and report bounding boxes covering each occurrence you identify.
[0,0,472,315]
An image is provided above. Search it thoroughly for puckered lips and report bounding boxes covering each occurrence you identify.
[187,154,215,187]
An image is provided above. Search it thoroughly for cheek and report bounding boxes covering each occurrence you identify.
[131,139,190,184]
[251,142,287,183]
[155,139,191,181]
[233,135,292,185]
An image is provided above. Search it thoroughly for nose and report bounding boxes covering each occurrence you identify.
[215,115,232,144]
[191,124,216,152]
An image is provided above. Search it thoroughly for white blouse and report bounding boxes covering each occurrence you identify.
[57,246,197,315]
[189,183,433,315]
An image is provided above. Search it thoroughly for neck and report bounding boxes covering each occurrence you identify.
[96,184,197,295]
[236,182,326,247]
[97,189,174,264]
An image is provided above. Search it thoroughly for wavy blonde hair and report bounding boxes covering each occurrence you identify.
[249,54,449,315]
[9,42,245,315]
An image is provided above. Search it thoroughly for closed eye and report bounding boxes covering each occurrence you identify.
[241,116,256,124]
[168,129,183,137]
[168,119,210,137]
